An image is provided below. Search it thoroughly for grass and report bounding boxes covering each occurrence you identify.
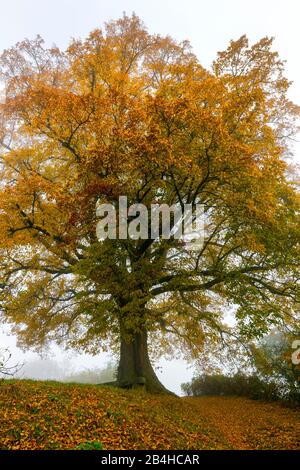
[0,379,299,450]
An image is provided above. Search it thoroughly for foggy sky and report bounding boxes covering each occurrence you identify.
[0,0,299,394]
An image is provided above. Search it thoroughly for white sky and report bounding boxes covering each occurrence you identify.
[0,0,299,393]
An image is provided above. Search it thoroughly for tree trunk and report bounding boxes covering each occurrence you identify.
[117,327,170,394]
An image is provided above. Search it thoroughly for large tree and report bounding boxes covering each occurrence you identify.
[0,14,299,392]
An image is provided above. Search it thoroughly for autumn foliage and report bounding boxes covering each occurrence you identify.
[0,14,299,391]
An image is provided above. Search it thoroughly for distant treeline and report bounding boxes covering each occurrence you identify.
[182,333,300,407]
[11,357,117,384]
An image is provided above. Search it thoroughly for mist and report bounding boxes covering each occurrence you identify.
[0,326,194,395]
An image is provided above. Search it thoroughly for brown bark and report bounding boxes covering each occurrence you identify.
[117,327,170,394]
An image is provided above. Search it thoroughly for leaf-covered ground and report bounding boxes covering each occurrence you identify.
[0,380,299,450]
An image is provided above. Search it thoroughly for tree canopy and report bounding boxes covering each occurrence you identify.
[0,14,299,391]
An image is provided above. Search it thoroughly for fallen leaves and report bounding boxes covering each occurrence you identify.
[184,396,300,450]
[0,380,299,450]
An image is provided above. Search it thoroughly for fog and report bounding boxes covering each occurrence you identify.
[0,0,299,394]
[0,325,194,394]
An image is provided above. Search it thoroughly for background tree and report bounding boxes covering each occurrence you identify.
[251,331,300,400]
[0,14,299,392]
[182,330,300,406]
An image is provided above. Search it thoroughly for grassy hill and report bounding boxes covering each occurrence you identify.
[0,380,299,450]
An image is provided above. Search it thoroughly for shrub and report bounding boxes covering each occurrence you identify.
[182,373,280,402]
